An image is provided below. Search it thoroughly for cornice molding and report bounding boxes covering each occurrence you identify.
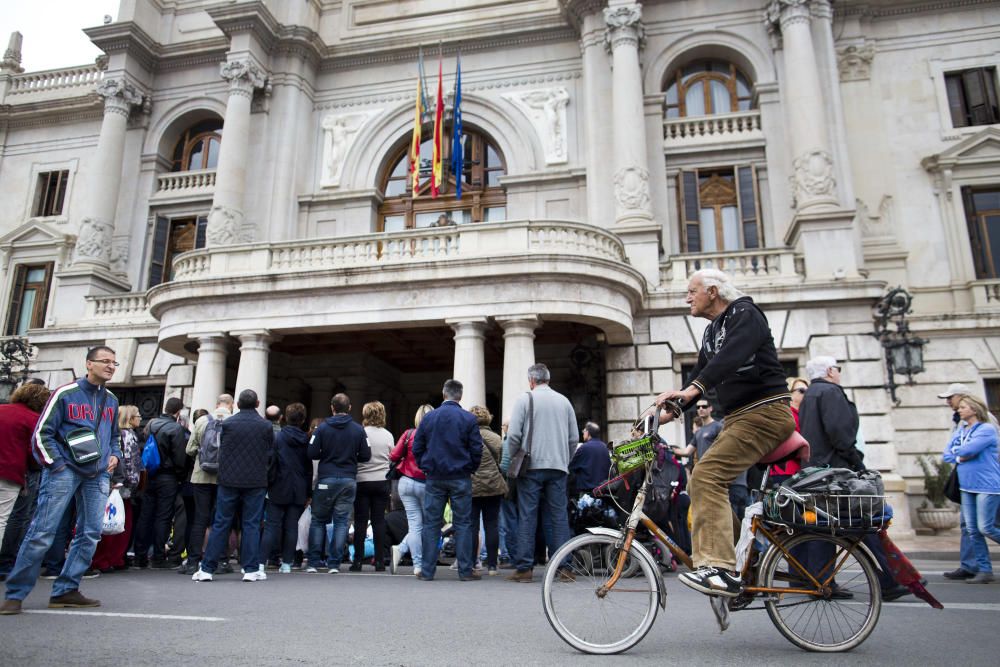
[84,21,159,73]
[1,98,103,129]
[837,0,998,17]
[205,0,282,52]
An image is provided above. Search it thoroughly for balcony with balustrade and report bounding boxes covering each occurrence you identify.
[150,169,217,204]
[4,64,104,104]
[662,110,765,154]
[658,247,804,290]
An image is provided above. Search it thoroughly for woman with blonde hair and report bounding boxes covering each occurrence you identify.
[388,404,432,575]
[352,401,394,572]
[944,394,1000,584]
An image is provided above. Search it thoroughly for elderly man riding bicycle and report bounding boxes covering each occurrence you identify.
[655,268,793,597]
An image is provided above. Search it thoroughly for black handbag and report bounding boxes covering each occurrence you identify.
[943,466,961,504]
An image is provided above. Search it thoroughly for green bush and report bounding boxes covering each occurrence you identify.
[918,455,954,509]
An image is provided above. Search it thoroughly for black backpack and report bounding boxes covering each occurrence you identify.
[198,417,223,474]
[643,450,685,525]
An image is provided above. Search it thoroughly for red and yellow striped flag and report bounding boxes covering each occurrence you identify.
[431,55,444,198]
[408,73,423,194]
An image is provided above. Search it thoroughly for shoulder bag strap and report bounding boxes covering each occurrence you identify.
[94,388,109,432]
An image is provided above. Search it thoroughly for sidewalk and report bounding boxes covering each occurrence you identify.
[892,527,1000,560]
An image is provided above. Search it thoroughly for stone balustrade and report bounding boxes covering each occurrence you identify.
[971,279,1000,310]
[7,65,104,96]
[154,169,217,197]
[172,220,627,282]
[659,247,803,287]
[663,110,763,149]
[84,292,153,323]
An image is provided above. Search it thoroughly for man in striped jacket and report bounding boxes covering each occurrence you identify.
[1,346,121,616]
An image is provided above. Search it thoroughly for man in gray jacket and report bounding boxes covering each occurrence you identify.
[505,363,577,582]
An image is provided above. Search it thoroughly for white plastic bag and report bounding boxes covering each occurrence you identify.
[101,488,126,535]
[296,505,312,552]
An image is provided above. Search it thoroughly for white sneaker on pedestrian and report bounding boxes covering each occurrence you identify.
[413,567,422,577]
[258,564,265,573]
[305,566,318,573]
[390,545,401,575]
[449,561,459,570]
[279,563,292,574]
[191,568,213,582]
[328,567,339,574]
[242,570,267,582]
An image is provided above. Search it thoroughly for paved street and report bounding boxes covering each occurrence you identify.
[1,558,997,666]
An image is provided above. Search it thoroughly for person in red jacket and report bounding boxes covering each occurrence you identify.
[0,383,50,546]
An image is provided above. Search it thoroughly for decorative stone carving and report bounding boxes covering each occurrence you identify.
[838,43,875,82]
[96,78,143,117]
[109,237,129,274]
[2,31,24,73]
[857,195,894,238]
[205,205,243,246]
[764,0,812,34]
[603,4,645,51]
[73,217,113,265]
[791,149,836,206]
[502,88,570,165]
[220,60,267,98]
[613,166,651,211]
[320,110,382,187]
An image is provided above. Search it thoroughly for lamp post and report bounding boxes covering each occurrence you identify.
[872,287,926,405]
[0,337,36,402]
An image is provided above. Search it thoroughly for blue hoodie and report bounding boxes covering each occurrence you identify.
[33,377,121,478]
[308,414,371,480]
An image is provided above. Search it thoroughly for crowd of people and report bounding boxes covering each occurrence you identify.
[0,269,997,615]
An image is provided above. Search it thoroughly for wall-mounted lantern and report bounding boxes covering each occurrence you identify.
[872,287,926,405]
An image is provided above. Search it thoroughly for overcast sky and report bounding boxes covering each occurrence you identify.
[1,1,120,72]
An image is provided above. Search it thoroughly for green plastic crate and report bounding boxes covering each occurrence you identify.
[612,435,657,474]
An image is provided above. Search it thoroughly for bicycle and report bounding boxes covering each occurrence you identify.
[541,404,887,655]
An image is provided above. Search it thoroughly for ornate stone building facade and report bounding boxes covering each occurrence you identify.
[1,0,999,532]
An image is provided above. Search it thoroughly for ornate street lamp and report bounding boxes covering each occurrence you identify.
[872,287,926,405]
[0,337,36,402]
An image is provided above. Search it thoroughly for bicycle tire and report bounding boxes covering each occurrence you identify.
[759,532,882,652]
[542,532,660,655]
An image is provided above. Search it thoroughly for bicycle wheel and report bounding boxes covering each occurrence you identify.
[542,533,660,655]
[759,532,882,652]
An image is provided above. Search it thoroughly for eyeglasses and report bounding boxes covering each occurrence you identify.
[794,388,807,395]
[89,359,120,368]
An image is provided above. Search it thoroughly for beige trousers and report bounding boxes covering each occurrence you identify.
[688,401,795,570]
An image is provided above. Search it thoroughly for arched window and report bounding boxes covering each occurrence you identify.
[664,60,754,118]
[170,119,223,172]
[378,128,507,231]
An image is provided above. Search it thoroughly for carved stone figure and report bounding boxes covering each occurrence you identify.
[205,205,242,246]
[613,166,651,211]
[837,43,875,82]
[320,111,380,187]
[791,149,836,206]
[503,88,570,165]
[73,217,113,265]
[109,238,129,274]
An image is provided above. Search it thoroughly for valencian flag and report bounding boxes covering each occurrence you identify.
[407,71,423,193]
[431,51,444,198]
[450,53,464,199]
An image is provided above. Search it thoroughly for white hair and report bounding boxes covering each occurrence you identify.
[806,356,838,380]
[692,269,744,303]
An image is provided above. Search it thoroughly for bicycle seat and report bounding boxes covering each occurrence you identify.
[759,431,810,465]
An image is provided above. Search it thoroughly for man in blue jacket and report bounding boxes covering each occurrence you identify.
[413,379,483,581]
[2,346,121,615]
[305,393,370,574]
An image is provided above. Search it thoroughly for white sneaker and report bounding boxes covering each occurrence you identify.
[413,567,422,577]
[328,567,339,574]
[279,563,292,574]
[449,561,459,570]
[390,545,401,575]
[258,564,265,573]
[192,568,213,582]
[305,566,318,573]
[242,570,267,582]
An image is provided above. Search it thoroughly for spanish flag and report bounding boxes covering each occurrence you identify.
[431,54,444,198]
[408,72,423,194]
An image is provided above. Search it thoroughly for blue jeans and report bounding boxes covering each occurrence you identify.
[958,514,989,573]
[5,466,110,601]
[500,497,518,561]
[421,477,473,579]
[961,490,1000,574]
[200,485,266,574]
[260,502,304,565]
[308,477,356,568]
[398,476,426,570]
[514,469,571,572]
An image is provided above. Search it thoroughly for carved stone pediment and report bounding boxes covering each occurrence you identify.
[0,221,70,249]
[923,127,1000,172]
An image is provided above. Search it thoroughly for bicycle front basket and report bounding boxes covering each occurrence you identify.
[612,435,657,474]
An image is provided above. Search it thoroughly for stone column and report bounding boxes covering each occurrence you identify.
[233,330,273,414]
[306,376,335,423]
[206,59,266,246]
[604,3,653,227]
[189,333,229,413]
[448,318,489,409]
[498,316,539,423]
[765,0,837,212]
[72,78,143,269]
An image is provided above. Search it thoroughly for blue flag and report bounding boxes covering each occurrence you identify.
[450,53,463,199]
